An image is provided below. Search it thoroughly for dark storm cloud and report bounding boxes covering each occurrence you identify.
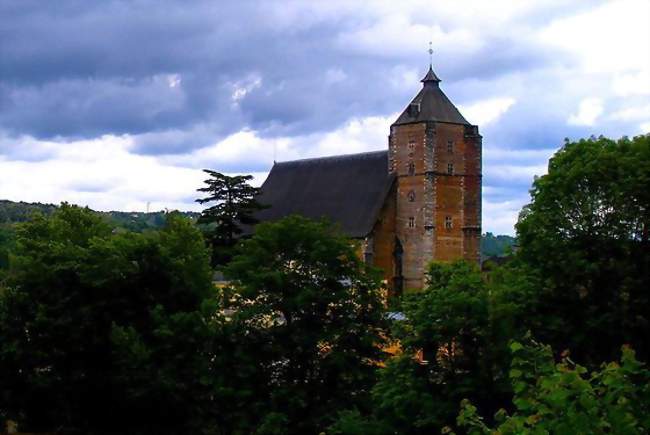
[1,0,571,154]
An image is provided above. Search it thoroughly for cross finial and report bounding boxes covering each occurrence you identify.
[428,41,433,67]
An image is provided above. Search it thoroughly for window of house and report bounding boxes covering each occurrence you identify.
[445,216,453,229]
[407,190,415,202]
[408,140,416,156]
[447,163,454,175]
[447,140,454,153]
[408,217,415,228]
[408,162,415,176]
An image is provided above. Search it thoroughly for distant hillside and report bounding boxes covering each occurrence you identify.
[1,200,517,258]
[0,199,199,231]
[0,200,58,223]
[481,232,517,258]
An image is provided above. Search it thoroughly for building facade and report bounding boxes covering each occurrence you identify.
[255,64,481,292]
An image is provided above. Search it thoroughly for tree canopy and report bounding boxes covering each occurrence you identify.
[455,339,650,434]
[0,204,217,434]
[196,170,265,266]
[223,215,387,433]
[1,133,649,434]
[516,135,650,364]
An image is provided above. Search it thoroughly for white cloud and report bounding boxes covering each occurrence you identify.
[337,17,481,57]
[609,104,650,122]
[539,0,650,74]
[482,196,529,236]
[612,71,650,97]
[231,75,262,104]
[458,97,516,126]
[167,74,182,88]
[1,135,210,212]
[640,122,650,134]
[0,113,396,215]
[568,97,603,126]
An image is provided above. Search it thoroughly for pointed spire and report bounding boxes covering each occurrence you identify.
[422,42,441,85]
[421,65,440,84]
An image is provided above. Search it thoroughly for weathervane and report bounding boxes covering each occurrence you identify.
[428,41,433,67]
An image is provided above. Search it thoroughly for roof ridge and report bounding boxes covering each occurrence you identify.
[275,150,387,166]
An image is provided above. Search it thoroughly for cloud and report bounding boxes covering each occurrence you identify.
[539,0,650,75]
[1,0,649,235]
[0,133,268,212]
[458,97,516,126]
[568,98,604,126]
[640,122,650,134]
[608,104,650,122]
[612,71,650,97]
[482,195,528,236]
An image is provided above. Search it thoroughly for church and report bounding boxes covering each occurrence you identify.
[254,63,482,292]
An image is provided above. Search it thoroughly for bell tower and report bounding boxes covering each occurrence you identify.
[388,62,481,291]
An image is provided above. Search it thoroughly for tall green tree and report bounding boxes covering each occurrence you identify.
[196,170,265,267]
[0,205,219,434]
[516,135,650,364]
[223,215,387,433]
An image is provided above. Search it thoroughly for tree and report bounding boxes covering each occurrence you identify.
[223,215,387,433]
[0,204,219,434]
[480,232,516,258]
[455,339,650,435]
[0,224,14,273]
[516,135,650,364]
[333,261,518,434]
[196,170,265,267]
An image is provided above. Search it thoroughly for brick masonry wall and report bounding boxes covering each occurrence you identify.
[388,121,482,290]
[370,184,397,291]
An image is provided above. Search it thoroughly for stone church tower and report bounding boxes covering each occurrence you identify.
[389,65,482,291]
[254,63,482,294]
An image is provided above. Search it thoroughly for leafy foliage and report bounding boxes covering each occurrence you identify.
[480,232,516,258]
[329,261,519,433]
[0,205,217,434]
[516,135,650,364]
[0,199,58,223]
[455,339,650,434]
[196,170,265,266]
[223,215,387,433]
[0,224,14,273]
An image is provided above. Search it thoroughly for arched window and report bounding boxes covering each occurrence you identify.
[408,162,415,176]
[407,190,416,202]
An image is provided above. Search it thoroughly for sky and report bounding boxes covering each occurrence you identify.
[1,0,649,235]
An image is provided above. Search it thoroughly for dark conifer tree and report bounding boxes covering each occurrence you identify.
[196,170,265,267]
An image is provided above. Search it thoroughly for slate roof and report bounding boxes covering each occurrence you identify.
[254,150,394,238]
[393,65,470,126]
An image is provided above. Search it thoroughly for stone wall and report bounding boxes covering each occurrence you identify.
[388,120,481,290]
[369,184,397,293]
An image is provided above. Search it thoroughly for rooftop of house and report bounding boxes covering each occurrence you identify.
[254,150,394,238]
